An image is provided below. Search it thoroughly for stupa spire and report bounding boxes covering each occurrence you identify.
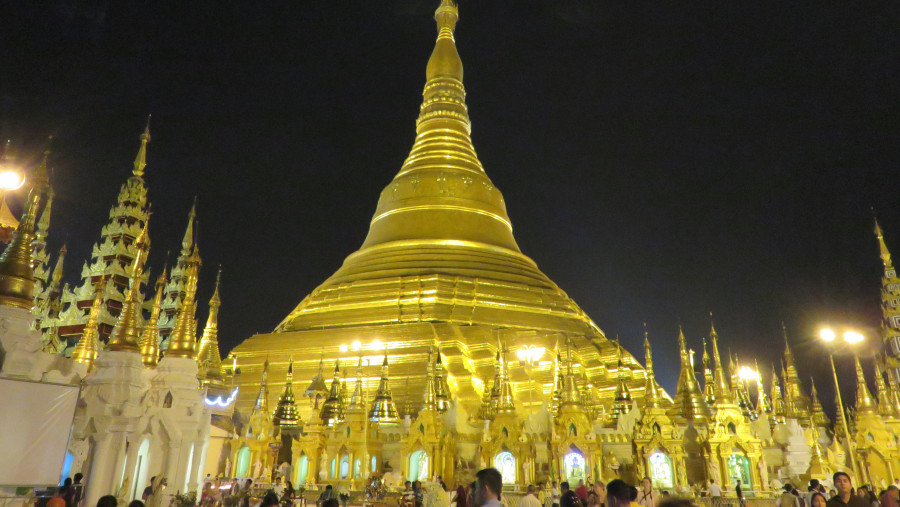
[349,357,365,409]
[854,355,877,414]
[320,360,342,424]
[701,336,715,405]
[809,377,829,426]
[770,368,785,422]
[559,337,583,409]
[108,218,150,352]
[612,339,632,420]
[359,0,518,252]
[874,215,893,269]
[643,327,660,408]
[873,358,893,417]
[72,279,107,369]
[873,216,900,383]
[273,358,300,428]
[781,323,810,417]
[709,317,733,404]
[433,348,452,412]
[673,326,709,422]
[181,197,197,256]
[140,271,166,367]
[496,344,516,415]
[48,245,66,293]
[369,349,400,424]
[197,266,224,384]
[164,242,201,359]
[133,115,151,177]
[0,169,46,308]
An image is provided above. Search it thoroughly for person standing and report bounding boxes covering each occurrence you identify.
[471,468,503,507]
[826,472,869,507]
[780,485,801,507]
[552,482,561,507]
[605,480,632,507]
[560,482,579,507]
[576,481,589,504]
[708,480,722,500]
[637,478,656,507]
[735,481,744,507]
[519,485,543,507]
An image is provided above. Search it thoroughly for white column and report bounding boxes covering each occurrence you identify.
[118,435,141,500]
[165,444,182,491]
[188,440,207,493]
[85,433,122,507]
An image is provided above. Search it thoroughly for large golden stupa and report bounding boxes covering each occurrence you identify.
[230,0,650,421]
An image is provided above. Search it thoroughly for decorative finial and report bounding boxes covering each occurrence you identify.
[133,115,151,177]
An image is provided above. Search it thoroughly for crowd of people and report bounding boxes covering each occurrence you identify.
[44,468,900,507]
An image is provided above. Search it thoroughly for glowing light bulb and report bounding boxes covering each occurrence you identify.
[843,331,864,344]
[820,328,836,342]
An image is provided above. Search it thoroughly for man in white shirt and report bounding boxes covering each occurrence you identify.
[520,485,543,507]
[708,480,723,498]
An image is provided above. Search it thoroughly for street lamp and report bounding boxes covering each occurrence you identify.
[819,326,864,480]
[0,170,25,191]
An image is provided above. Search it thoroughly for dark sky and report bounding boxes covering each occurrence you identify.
[3,1,900,415]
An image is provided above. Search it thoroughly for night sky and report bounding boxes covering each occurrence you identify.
[3,1,900,415]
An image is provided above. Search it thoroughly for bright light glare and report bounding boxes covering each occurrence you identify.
[352,340,362,351]
[517,345,545,363]
[820,328,836,342]
[843,331,865,344]
[372,340,384,350]
[339,344,349,352]
[0,170,24,191]
[738,365,759,382]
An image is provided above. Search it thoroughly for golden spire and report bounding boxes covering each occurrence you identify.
[32,144,51,190]
[140,270,166,367]
[873,358,893,417]
[423,349,439,411]
[874,215,893,269]
[197,266,224,384]
[164,243,201,359]
[349,357,365,409]
[701,336,715,406]
[887,373,900,418]
[673,326,709,423]
[495,344,516,415]
[320,360,342,424]
[181,197,197,256]
[854,355,877,414]
[108,218,150,352]
[809,376,829,425]
[769,367,785,422]
[132,115,151,178]
[433,348,452,412]
[359,0,518,252]
[643,326,660,408]
[305,353,329,407]
[709,317,733,404]
[752,359,769,413]
[273,358,301,428]
[369,349,400,424]
[35,191,52,243]
[0,171,45,309]
[48,244,66,293]
[72,278,107,369]
[559,338,583,409]
[612,339,632,420]
[781,323,810,417]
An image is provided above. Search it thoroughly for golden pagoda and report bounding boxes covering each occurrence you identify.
[229,0,649,425]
